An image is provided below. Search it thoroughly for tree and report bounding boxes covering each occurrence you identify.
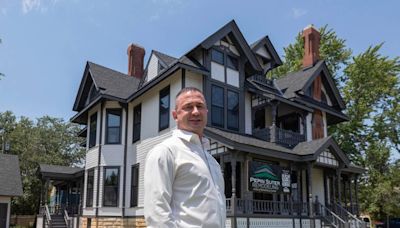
[0,111,85,215]
[272,25,400,220]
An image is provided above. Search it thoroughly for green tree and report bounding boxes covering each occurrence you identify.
[0,111,85,215]
[272,25,400,220]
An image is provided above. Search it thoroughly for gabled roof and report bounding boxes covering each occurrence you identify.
[250,36,283,70]
[205,127,361,173]
[275,60,345,110]
[0,154,23,197]
[153,50,177,67]
[292,136,350,165]
[73,62,141,112]
[187,20,262,72]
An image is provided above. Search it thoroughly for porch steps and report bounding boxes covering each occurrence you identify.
[50,215,67,228]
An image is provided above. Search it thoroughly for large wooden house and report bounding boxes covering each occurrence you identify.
[37,20,365,228]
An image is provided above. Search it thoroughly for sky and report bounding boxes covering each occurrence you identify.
[0,0,399,121]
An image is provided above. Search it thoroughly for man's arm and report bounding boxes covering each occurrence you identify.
[144,144,177,228]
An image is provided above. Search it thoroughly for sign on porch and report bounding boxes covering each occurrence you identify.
[248,161,291,193]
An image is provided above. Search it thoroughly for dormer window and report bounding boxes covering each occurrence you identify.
[211,49,224,65]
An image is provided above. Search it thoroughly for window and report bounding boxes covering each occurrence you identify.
[227,90,239,130]
[103,167,119,207]
[227,56,238,70]
[131,164,139,207]
[211,85,224,127]
[86,169,94,207]
[132,104,141,143]
[159,86,170,131]
[106,109,122,144]
[211,49,224,65]
[89,113,97,148]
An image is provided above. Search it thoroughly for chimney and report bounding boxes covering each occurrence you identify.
[302,25,320,68]
[127,43,145,78]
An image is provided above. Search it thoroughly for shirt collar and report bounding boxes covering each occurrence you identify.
[173,129,210,149]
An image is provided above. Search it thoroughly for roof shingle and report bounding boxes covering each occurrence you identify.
[0,154,23,197]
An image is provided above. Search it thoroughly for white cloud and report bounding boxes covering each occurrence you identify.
[21,0,60,14]
[292,7,308,19]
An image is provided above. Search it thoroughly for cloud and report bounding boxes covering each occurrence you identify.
[148,0,186,22]
[292,7,308,19]
[21,0,60,14]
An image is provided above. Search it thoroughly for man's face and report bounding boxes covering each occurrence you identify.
[173,91,208,137]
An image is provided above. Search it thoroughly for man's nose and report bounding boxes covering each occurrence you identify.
[192,106,200,114]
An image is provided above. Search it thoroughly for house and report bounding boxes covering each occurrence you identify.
[37,20,365,228]
[0,154,23,228]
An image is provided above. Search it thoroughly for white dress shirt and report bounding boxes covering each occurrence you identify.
[144,129,226,228]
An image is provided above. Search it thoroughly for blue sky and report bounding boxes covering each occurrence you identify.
[0,0,399,122]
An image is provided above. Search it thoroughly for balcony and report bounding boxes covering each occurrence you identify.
[253,126,306,148]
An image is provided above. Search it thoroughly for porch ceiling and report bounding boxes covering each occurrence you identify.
[38,164,84,180]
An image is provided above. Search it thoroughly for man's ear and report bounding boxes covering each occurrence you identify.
[172,110,177,120]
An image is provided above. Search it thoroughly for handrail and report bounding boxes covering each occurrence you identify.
[64,209,71,228]
[335,203,365,228]
[45,205,52,226]
[317,203,346,228]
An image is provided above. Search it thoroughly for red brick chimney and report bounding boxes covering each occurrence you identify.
[302,25,320,68]
[127,43,145,78]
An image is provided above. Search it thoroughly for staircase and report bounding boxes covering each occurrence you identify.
[50,215,67,228]
[315,202,366,228]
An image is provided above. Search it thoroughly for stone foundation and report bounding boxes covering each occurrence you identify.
[80,216,146,228]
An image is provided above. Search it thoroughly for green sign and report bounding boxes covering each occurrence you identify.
[248,161,291,193]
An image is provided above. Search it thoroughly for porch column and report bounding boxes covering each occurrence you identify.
[349,176,354,214]
[44,179,49,205]
[307,163,315,228]
[231,153,237,228]
[354,175,359,216]
[270,102,278,143]
[336,169,342,205]
[343,178,347,207]
[332,175,336,205]
[307,163,313,216]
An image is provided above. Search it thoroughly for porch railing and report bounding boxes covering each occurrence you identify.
[226,198,308,216]
[332,203,365,228]
[252,126,306,148]
[275,127,306,148]
[315,202,346,228]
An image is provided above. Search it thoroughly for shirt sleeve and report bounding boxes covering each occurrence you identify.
[144,144,177,228]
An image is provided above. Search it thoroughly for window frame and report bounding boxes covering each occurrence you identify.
[89,112,97,148]
[105,109,122,144]
[132,104,141,143]
[103,166,120,207]
[159,86,170,131]
[86,169,94,207]
[130,164,140,207]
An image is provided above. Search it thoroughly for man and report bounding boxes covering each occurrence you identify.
[144,87,226,228]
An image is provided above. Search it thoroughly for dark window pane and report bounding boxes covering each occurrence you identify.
[86,169,94,207]
[131,165,139,207]
[212,86,224,107]
[211,85,224,127]
[159,86,170,131]
[108,113,120,127]
[107,128,120,144]
[227,90,239,130]
[104,168,119,207]
[89,113,97,148]
[211,49,224,65]
[227,56,238,70]
[133,104,141,143]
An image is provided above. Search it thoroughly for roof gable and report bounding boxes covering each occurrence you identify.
[73,62,141,112]
[195,20,262,72]
[250,36,282,73]
[276,61,345,109]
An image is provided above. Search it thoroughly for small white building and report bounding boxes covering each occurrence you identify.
[0,154,23,228]
[37,20,365,228]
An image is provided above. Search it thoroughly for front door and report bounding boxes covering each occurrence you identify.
[0,203,8,228]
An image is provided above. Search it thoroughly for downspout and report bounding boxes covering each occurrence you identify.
[95,101,104,217]
[121,102,129,218]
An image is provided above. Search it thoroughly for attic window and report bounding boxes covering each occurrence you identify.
[211,49,224,65]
